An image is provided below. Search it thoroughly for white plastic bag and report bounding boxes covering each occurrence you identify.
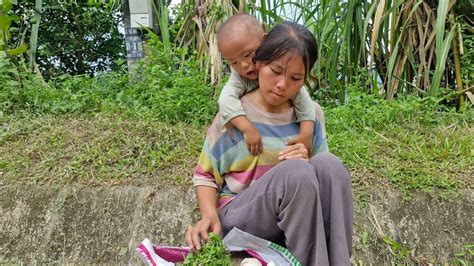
[136,227,301,266]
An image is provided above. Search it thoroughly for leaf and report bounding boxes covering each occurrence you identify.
[361,1,378,64]
[431,26,455,92]
[7,43,27,56]
[2,0,12,13]
[362,230,369,246]
[435,0,449,54]
[369,0,386,68]
[382,236,399,247]
[0,16,12,31]
[183,232,230,265]
[463,243,474,249]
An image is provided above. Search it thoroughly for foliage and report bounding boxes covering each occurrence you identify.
[0,113,205,184]
[0,0,28,60]
[325,89,473,196]
[171,0,472,106]
[172,0,230,84]
[132,33,219,125]
[0,35,218,125]
[460,21,474,92]
[453,244,474,265]
[183,233,231,265]
[12,0,124,77]
[1,90,472,194]
[382,236,411,263]
[0,55,30,112]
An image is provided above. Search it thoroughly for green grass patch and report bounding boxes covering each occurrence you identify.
[326,92,473,196]
[0,113,204,186]
[1,93,472,195]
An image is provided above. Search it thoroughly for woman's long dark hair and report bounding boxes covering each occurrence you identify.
[253,21,318,78]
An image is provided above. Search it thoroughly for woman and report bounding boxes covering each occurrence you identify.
[186,21,353,265]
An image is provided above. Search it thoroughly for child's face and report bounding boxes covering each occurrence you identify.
[256,52,306,108]
[219,31,263,80]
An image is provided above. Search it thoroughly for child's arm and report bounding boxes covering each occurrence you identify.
[218,70,262,155]
[230,116,262,155]
[287,87,316,152]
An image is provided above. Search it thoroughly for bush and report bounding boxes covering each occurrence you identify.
[0,39,219,125]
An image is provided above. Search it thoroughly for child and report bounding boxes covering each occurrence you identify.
[216,14,317,155]
[186,21,352,265]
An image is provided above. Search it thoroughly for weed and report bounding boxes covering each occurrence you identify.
[453,244,474,265]
[1,89,472,196]
[183,233,231,265]
[382,236,411,263]
[326,89,473,197]
[1,38,219,126]
[0,113,204,185]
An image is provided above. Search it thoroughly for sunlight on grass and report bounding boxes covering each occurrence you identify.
[0,113,204,186]
[326,92,473,195]
[1,94,472,195]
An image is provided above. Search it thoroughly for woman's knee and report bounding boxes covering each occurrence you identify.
[310,152,351,185]
[274,159,317,187]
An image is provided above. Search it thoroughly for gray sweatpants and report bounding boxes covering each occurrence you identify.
[219,152,353,266]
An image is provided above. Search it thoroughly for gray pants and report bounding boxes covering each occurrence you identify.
[219,152,353,266]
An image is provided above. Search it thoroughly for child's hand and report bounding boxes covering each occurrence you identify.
[287,134,312,155]
[243,126,262,156]
[185,214,222,250]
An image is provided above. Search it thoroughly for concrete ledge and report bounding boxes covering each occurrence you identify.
[0,185,472,264]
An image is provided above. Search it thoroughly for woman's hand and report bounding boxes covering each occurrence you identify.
[185,213,222,250]
[287,134,312,155]
[278,143,309,161]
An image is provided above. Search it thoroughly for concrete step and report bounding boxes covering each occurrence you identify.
[0,185,472,264]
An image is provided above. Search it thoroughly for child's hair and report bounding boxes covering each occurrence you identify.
[217,14,264,47]
[253,21,317,78]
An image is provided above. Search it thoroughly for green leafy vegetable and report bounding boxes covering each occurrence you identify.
[183,233,231,266]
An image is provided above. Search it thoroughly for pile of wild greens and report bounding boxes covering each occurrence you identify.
[183,233,231,265]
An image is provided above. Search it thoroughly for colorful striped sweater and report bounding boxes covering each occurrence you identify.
[193,94,328,208]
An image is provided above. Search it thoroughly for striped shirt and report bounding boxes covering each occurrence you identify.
[193,94,328,208]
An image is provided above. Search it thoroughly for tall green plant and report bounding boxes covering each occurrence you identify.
[0,0,28,58]
[173,0,466,105]
[28,0,42,70]
[430,0,455,93]
[174,0,233,84]
[150,0,170,52]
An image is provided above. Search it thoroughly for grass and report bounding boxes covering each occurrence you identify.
[0,92,472,265]
[0,112,205,186]
[0,93,473,196]
[325,92,473,197]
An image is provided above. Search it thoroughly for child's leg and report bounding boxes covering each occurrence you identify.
[309,152,353,265]
[219,159,329,265]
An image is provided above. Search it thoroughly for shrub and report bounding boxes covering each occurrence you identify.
[0,39,219,125]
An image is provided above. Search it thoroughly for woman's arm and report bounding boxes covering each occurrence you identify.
[279,143,309,161]
[196,186,219,220]
[185,186,221,250]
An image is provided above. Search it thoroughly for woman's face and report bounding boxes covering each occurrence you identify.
[256,52,306,111]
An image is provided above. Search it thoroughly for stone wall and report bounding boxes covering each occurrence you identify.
[1,185,472,264]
